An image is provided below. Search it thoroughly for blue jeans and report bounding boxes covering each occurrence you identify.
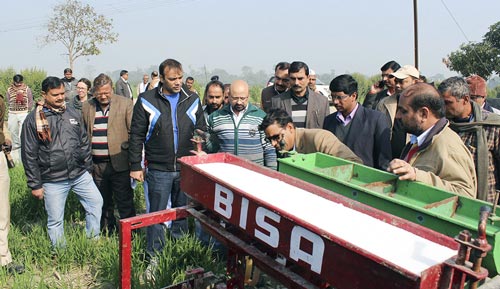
[43,172,103,247]
[146,169,187,257]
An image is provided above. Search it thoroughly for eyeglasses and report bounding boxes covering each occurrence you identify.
[230,96,249,102]
[470,95,485,100]
[266,129,284,143]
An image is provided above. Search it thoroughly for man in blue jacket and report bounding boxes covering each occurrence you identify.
[129,59,206,271]
[21,76,103,248]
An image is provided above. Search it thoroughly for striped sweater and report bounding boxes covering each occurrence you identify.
[206,103,277,169]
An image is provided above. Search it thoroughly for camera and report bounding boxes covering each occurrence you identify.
[378,80,385,89]
[2,143,15,169]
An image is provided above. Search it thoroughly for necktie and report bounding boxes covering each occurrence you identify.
[404,143,419,162]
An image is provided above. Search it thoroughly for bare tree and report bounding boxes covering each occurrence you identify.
[41,0,118,71]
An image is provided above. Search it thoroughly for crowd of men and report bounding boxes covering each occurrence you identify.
[1,58,499,280]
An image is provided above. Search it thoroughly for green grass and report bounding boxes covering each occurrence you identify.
[1,165,224,288]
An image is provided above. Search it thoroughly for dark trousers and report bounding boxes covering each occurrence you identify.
[92,161,136,232]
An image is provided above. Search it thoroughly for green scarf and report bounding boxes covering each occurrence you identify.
[449,102,500,202]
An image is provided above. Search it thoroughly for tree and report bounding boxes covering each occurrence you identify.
[41,0,118,71]
[444,21,500,79]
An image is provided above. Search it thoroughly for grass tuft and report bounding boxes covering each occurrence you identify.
[3,165,224,288]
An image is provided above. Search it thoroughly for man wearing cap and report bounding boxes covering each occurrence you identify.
[438,76,500,203]
[387,83,476,199]
[308,70,317,92]
[261,62,290,113]
[466,75,500,115]
[376,65,420,158]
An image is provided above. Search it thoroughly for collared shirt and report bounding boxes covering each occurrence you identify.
[138,82,148,94]
[336,103,360,126]
[230,105,248,126]
[411,123,436,147]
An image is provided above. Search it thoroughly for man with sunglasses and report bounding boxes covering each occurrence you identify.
[377,65,420,158]
[205,80,276,169]
[259,108,361,162]
[363,61,401,110]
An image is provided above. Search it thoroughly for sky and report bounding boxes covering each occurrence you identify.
[1,0,499,80]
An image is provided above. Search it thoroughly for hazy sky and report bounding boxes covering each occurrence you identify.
[1,0,499,79]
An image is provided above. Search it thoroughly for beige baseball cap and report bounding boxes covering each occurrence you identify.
[391,65,420,79]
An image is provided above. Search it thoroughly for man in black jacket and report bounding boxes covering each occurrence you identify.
[129,59,206,267]
[323,74,392,170]
[21,76,103,248]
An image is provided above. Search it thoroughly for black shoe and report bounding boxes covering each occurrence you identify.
[4,262,25,275]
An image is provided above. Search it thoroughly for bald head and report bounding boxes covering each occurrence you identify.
[401,83,445,119]
[230,80,249,96]
[229,80,249,114]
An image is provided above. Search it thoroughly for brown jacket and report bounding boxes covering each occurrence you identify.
[295,128,363,164]
[82,95,133,172]
[271,87,330,129]
[376,93,398,129]
[403,119,477,199]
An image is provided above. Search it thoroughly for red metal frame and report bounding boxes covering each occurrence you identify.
[118,153,491,289]
[119,207,190,289]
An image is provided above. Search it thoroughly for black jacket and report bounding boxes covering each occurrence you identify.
[21,106,92,189]
[323,104,392,170]
[129,85,206,172]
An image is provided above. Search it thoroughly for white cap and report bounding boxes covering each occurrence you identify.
[391,65,420,79]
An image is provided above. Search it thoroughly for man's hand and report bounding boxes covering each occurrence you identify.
[194,129,209,142]
[130,170,144,182]
[190,150,208,156]
[191,129,210,155]
[32,188,44,200]
[387,159,417,181]
[368,82,383,95]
